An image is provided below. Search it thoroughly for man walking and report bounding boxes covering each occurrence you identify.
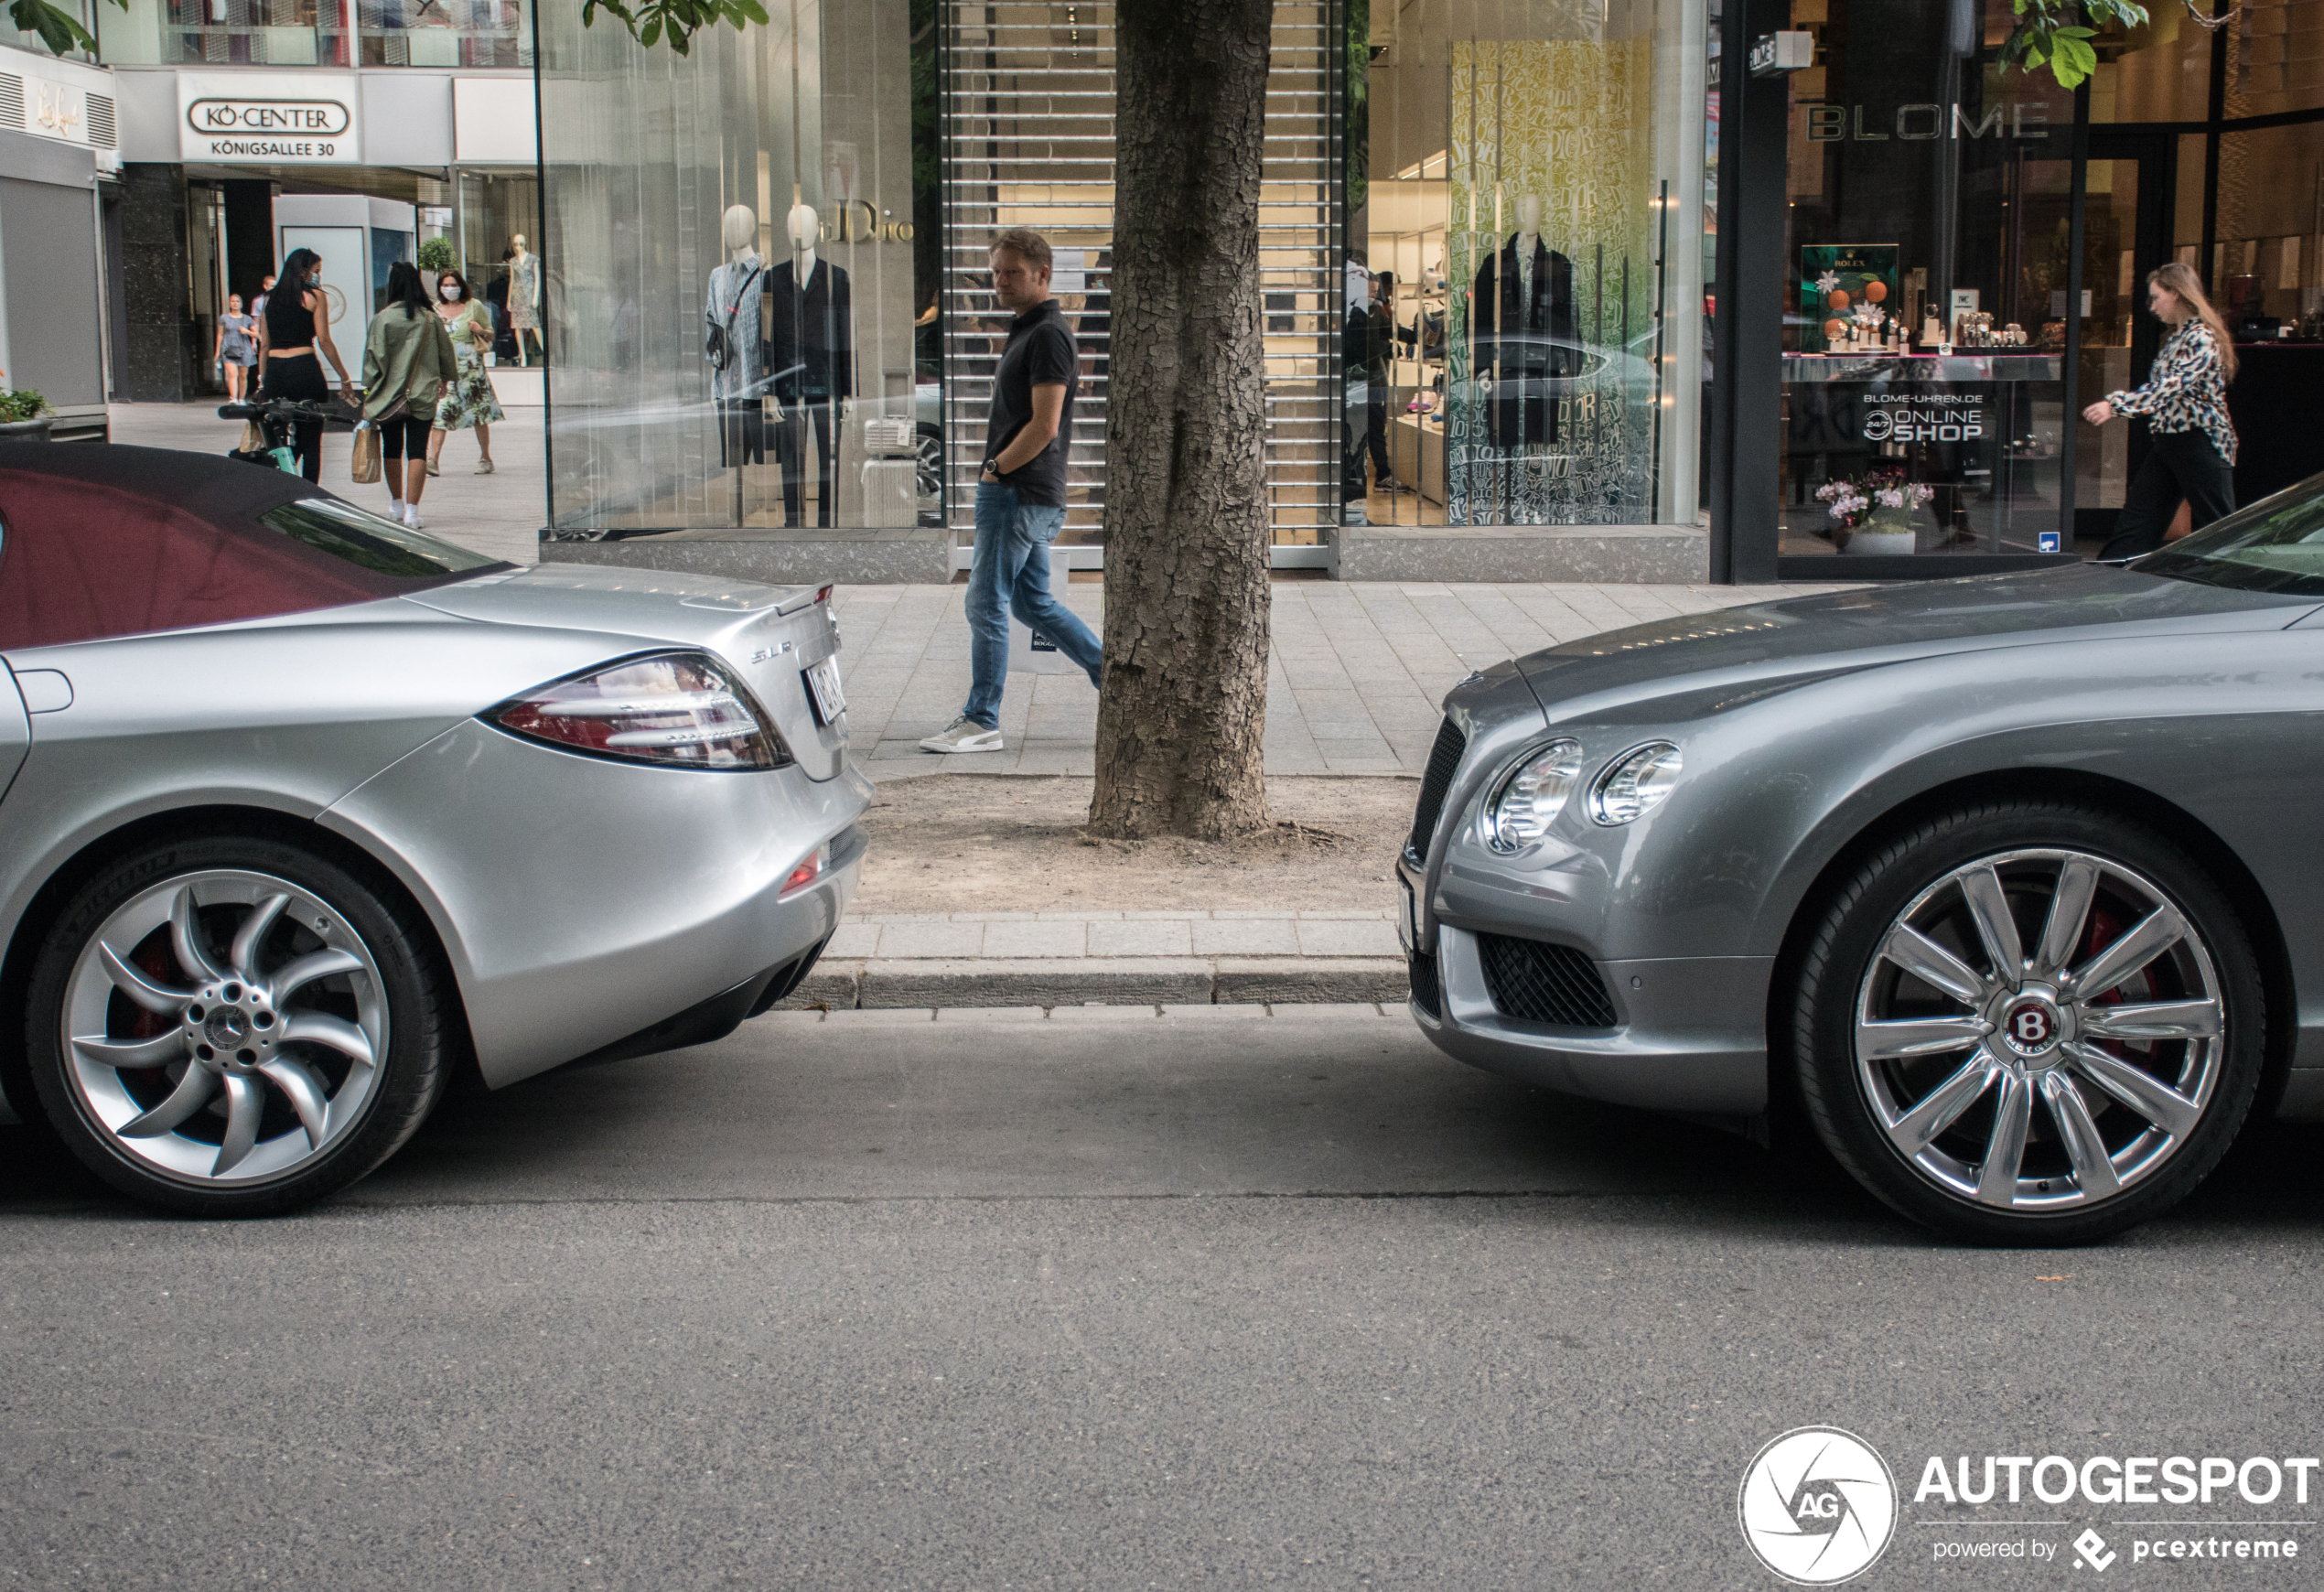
[920,228,1103,754]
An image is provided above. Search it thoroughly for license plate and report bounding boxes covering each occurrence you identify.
[804,656,846,725]
[1398,875,1420,953]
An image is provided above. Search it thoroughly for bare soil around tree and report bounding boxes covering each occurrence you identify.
[854,775,1415,916]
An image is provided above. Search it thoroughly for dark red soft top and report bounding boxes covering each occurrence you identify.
[0,442,509,651]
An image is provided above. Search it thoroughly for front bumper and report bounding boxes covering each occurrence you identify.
[1399,864,1772,1120]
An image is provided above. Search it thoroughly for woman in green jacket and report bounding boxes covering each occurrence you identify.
[362,261,458,528]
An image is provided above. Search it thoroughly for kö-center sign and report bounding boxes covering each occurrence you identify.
[178,73,362,165]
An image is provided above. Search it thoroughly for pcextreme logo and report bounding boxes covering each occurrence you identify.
[1738,1426,1899,1586]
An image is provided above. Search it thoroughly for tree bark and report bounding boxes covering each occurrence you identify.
[1087,0,1275,841]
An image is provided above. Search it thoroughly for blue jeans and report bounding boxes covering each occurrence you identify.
[963,480,1104,728]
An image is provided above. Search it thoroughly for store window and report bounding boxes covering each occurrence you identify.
[1348,0,1710,531]
[94,0,530,67]
[1780,0,2076,561]
[455,171,543,367]
[538,0,920,535]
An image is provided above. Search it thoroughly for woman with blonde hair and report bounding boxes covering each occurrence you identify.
[2082,261,2240,560]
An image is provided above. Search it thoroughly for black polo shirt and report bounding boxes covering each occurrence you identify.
[985,297,1079,507]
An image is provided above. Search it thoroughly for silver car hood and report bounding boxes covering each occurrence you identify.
[1515,564,2322,717]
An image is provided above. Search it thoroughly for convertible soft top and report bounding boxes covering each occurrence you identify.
[0,442,506,651]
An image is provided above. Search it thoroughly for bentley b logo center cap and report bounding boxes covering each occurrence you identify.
[1999,994,2062,1060]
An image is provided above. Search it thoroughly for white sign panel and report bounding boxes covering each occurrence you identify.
[178,72,360,164]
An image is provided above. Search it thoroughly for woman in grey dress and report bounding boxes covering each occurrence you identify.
[426,269,505,476]
[213,294,257,402]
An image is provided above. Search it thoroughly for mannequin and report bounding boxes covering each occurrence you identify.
[705,203,771,483]
[767,198,855,529]
[1471,193,1576,448]
[508,232,543,367]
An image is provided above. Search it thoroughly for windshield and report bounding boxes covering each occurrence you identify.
[2136,472,2324,597]
[257,499,504,579]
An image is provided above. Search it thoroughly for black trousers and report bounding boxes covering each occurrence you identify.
[1364,395,1392,482]
[378,413,433,464]
[2099,428,2236,561]
[259,351,329,482]
[778,401,837,527]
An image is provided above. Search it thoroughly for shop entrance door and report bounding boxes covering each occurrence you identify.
[2076,131,2177,547]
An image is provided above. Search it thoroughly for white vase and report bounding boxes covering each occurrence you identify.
[1844,523,1918,556]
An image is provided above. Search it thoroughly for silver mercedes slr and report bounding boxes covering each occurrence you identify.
[0,444,866,1215]
[1401,475,2324,1243]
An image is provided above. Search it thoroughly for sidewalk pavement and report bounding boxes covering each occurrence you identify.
[838,576,1825,780]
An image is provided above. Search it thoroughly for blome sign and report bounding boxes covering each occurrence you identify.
[1738,1427,2318,1584]
[177,73,361,165]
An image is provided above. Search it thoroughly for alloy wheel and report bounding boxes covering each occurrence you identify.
[60,869,390,1186]
[1853,847,2225,1214]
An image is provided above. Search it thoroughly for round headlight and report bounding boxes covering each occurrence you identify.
[1483,739,1584,853]
[1590,742,1684,825]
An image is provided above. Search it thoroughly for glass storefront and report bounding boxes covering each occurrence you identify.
[529,0,2318,578]
[538,0,920,535]
[1348,0,1710,530]
[539,0,1708,561]
[1776,0,2075,561]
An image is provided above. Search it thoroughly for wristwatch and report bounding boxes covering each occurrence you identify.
[982,457,1003,478]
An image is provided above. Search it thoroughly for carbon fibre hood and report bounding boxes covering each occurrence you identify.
[1516,564,2320,715]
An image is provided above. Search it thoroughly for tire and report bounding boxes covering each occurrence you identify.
[24,834,457,1217]
[1792,798,2264,1245]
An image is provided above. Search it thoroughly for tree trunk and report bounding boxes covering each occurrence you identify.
[1086,0,1275,841]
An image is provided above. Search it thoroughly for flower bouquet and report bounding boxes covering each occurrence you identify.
[1815,470,1933,554]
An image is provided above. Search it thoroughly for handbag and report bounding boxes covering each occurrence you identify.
[705,262,764,372]
[350,421,382,484]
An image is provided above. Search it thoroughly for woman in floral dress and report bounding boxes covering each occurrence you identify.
[426,269,504,476]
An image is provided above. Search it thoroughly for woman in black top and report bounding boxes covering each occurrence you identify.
[255,247,356,482]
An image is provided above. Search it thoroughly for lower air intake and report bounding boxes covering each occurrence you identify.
[1477,934,1618,1028]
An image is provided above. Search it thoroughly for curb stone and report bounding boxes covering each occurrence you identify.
[775,956,1410,1011]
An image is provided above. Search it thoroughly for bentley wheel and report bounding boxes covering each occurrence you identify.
[1794,800,2265,1244]
[25,835,456,1217]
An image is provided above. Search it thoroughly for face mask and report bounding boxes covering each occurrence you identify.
[442,285,463,301]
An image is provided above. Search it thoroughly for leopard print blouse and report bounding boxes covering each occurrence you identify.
[2105,320,2237,466]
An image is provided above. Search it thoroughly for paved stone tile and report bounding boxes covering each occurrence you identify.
[1294,919,1403,957]
[979,920,1091,958]
[875,921,988,958]
[1191,919,1300,955]
[1088,919,1196,956]
[823,923,880,958]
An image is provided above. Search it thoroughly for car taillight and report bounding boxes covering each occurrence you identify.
[490,652,791,770]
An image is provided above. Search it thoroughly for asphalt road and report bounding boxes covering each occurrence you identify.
[3,1006,2319,1590]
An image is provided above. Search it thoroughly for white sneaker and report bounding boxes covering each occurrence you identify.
[403,504,425,530]
[919,715,1003,754]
